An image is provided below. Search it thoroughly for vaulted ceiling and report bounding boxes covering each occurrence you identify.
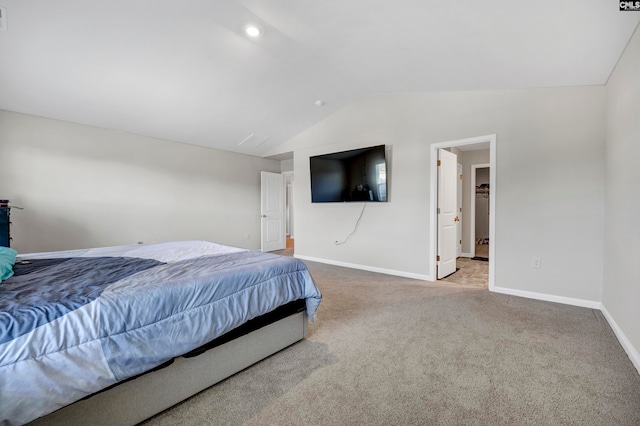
[0,1,638,157]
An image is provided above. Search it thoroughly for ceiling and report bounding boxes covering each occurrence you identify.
[0,1,638,158]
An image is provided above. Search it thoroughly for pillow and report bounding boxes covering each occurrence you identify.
[0,246,18,281]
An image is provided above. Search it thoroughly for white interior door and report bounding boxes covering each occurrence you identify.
[261,171,285,252]
[457,163,462,258]
[437,149,458,279]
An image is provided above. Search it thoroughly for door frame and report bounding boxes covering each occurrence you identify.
[429,134,496,290]
[282,171,294,239]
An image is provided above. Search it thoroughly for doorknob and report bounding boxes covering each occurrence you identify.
[261,214,267,218]
[454,216,460,222]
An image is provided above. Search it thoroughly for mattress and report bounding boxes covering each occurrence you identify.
[0,240,321,425]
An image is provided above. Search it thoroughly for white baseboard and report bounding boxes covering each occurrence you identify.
[482,287,640,375]
[492,286,602,310]
[293,258,638,375]
[600,305,640,375]
[294,255,432,281]
[460,252,473,258]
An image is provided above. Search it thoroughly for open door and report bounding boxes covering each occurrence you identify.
[457,163,462,258]
[437,149,458,279]
[260,171,285,252]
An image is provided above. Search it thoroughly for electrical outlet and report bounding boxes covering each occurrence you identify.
[245,233,250,240]
[531,257,541,269]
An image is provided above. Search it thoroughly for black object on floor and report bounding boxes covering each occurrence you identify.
[471,257,489,261]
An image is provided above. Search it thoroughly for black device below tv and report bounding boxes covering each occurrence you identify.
[310,145,387,203]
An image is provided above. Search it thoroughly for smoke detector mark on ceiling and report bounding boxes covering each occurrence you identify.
[0,7,7,32]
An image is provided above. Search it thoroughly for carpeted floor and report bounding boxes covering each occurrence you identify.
[143,261,640,425]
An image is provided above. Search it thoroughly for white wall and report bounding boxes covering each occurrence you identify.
[0,110,280,253]
[270,86,605,302]
[603,27,640,370]
[280,158,293,173]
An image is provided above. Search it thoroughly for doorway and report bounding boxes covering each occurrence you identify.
[429,135,496,290]
[283,171,295,255]
[471,164,490,260]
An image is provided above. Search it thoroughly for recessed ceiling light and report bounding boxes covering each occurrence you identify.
[245,25,261,37]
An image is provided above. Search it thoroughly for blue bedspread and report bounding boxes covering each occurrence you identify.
[1,256,164,344]
[0,242,321,425]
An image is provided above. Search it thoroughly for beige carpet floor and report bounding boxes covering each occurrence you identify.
[143,261,640,426]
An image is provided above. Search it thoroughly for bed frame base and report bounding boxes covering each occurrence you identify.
[30,312,307,426]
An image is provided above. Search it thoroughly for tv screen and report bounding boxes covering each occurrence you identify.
[310,145,387,203]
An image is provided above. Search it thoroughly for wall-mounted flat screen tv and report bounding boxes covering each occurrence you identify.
[310,145,387,203]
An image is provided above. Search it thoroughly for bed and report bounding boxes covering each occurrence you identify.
[0,240,322,425]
